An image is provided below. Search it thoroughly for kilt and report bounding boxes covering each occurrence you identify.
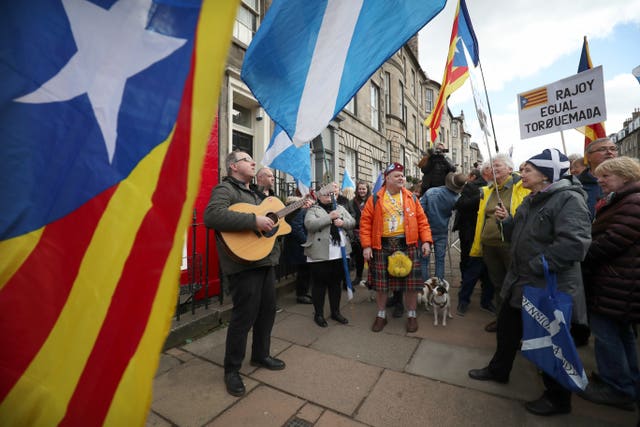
[368,236,423,292]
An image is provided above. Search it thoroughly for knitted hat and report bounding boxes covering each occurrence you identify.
[384,162,404,177]
[444,172,466,193]
[526,148,570,183]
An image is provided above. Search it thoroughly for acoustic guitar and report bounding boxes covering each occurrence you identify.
[219,183,335,262]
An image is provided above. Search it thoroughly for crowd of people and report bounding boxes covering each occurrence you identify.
[205,138,640,419]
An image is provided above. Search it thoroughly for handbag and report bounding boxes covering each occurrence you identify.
[520,255,588,392]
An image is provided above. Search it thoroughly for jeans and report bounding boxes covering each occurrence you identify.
[590,311,640,399]
[457,256,494,307]
[421,234,447,281]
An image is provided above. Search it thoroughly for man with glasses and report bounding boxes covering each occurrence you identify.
[204,151,284,397]
[578,138,619,219]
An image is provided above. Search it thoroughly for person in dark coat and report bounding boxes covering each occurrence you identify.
[454,169,494,315]
[347,181,371,286]
[282,196,312,304]
[578,156,640,412]
[576,137,618,219]
[418,142,456,195]
[204,152,284,397]
[468,148,591,416]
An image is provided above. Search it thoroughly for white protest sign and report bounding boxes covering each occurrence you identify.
[517,66,606,140]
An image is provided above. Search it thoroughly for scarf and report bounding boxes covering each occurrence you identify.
[318,201,342,245]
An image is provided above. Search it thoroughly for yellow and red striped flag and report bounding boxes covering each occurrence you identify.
[0,1,238,425]
[425,0,479,143]
[576,36,606,148]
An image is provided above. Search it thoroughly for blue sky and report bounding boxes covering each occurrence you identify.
[419,0,640,165]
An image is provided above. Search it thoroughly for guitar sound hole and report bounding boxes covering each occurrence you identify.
[262,212,279,238]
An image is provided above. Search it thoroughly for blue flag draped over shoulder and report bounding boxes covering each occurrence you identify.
[242,0,446,146]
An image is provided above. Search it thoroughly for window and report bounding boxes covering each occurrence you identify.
[452,123,458,138]
[425,89,434,112]
[411,69,416,98]
[373,160,383,182]
[452,148,458,165]
[345,148,357,178]
[370,82,380,130]
[386,140,392,162]
[384,72,391,115]
[233,1,259,45]
[232,102,254,156]
[412,115,417,144]
[344,95,356,114]
[399,81,405,122]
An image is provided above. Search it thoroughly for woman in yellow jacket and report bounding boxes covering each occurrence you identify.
[469,154,529,331]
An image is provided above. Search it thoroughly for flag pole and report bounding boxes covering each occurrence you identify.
[559,130,568,155]
[478,60,500,153]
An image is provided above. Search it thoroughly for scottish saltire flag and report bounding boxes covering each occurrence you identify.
[426,0,479,143]
[263,125,311,191]
[242,0,446,147]
[341,168,356,190]
[576,36,606,147]
[0,1,238,425]
[634,65,640,85]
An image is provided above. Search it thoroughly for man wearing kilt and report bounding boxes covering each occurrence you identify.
[360,162,433,332]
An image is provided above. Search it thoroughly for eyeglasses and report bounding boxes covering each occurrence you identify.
[234,157,254,163]
[588,146,618,154]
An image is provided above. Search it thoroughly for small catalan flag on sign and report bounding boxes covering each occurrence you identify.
[519,87,548,110]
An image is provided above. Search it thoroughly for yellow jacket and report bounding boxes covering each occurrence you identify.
[469,176,530,257]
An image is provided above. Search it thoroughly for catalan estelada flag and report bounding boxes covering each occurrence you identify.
[0,1,237,425]
[577,36,606,147]
[519,87,549,110]
[425,0,479,143]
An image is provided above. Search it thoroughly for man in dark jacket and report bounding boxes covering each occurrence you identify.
[419,142,456,195]
[577,137,618,219]
[204,151,285,397]
[454,169,494,315]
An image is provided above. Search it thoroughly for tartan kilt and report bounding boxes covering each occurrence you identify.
[368,239,423,292]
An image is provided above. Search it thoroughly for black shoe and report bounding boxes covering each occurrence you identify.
[296,295,313,304]
[457,302,468,316]
[392,304,404,318]
[468,367,508,384]
[525,395,571,416]
[250,356,286,371]
[577,381,636,411]
[275,305,283,313]
[480,302,496,315]
[331,312,349,324]
[314,314,328,327]
[484,320,497,332]
[224,371,245,397]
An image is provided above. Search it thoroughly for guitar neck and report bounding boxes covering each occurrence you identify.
[277,199,305,218]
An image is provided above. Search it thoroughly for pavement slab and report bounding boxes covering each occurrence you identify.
[251,345,382,415]
[205,385,304,427]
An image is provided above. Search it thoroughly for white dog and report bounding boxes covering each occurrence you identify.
[417,283,432,312]
[424,277,453,326]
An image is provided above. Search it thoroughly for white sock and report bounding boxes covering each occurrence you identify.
[407,310,416,318]
[377,310,386,318]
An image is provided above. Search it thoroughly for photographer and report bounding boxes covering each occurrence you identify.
[419,142,456,195]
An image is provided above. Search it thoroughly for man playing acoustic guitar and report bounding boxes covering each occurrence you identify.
[204,151,311,397]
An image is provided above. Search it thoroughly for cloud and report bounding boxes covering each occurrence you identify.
[418,0,640,165]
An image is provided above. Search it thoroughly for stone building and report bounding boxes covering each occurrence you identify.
[219,1,482,193]
[612,108,640,159]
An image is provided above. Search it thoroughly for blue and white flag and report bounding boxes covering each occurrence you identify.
[372,171,384,194]
[242,0,446,146]
[263,125,311,191]
[341,168,355,190]
[633,65,640,85]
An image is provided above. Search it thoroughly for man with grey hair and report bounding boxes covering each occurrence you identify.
[204,151,284,397]
[577,137,619,218]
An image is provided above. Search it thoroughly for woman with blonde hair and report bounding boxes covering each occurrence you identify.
[579,156,640,411]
